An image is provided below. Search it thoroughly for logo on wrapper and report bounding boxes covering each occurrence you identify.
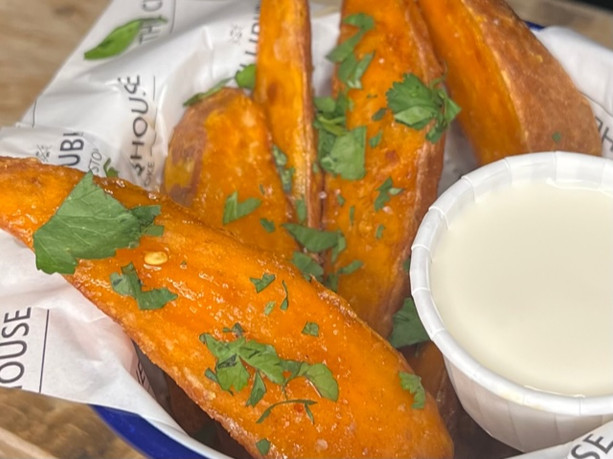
[0,306,49,391]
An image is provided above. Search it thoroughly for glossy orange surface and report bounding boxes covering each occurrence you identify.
[0,157,452,459]
[323,0,445,337]
[417,0,602,164]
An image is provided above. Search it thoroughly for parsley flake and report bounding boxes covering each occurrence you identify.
[110,262,177,310]
[282,223,342,253]
[250,273,276,293]
[399,371,426,409]
[388,297,429,348]
[256,438,271,456]
[319,126,367,180]
[84,16,167,60]
[272,145,295,193]
[386,73,460,143]
[33,172,161,274]
[223,191,261,224]
[235,64,256,90]
[291,252,324,281]
[302,322,319,337]
[280,280,290,311]
[374,177,403,211]
[375,224,385,239]
[260,218,275,233]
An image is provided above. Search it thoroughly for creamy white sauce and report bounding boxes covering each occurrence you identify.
[430,181,613,396]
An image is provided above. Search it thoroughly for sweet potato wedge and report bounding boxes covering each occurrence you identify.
[163,88,297,255]
[416,0,602,164]
[322,0,445,336]
[254,0,321,227]
[0,156,453,459]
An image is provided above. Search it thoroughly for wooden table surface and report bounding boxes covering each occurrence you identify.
[0,0,611,458]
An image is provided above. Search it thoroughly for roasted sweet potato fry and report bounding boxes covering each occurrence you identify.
[0,157,453,459]
[254,0,321,227]
[322,0,446,336]
[416,0,602,164]
[163,88,297,255]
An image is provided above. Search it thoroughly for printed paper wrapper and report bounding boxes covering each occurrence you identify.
[0,1,612,457]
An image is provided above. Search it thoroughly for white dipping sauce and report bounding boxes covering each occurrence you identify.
[430,181,613,397]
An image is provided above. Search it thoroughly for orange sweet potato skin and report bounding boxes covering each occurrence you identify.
[323,0,445,337]
[417,0,601,164]
[0,157,453,459]
[163,88,297,255]
[254,0,321,227]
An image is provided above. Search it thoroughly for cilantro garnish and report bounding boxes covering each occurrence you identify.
[103,159,119,178]
[338,51,374,89]
[291,252,324,282]
[369,130,383,148]
[183,78,232,106]
[280,280,290,311]
[388,297,429,348]
[336,192,346,207]
[296,197,307,224]
[110,262,177,310]
[326,13,374,63]
[374,177,403,211]
[84,16,167,60]
[222,191,261,224]
[282,223,342,253]
[272,145,295,193]
[403,257,411,273]
[257,399,317,424]
[302,322,319,337]
[399,371,426,409]
[371,108,387,121]
[552,131,562,143]
[250,273,276,293]
[375,224,385,239]
[33,172,161,274]
[386,73,460,143]
[201,326,338,419]
[235,64,256,90]
[324,260,363,292]
[256,438,271,456]
[264,301,275,316]
[319,126,367,180]
[260,218,275,233]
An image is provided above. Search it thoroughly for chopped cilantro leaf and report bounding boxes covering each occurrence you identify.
[260,218,275,233]
[33,172,161,275]
[223,191,261,225]
[280,280,289,310]
[257,399,317,424]
[103,159,119,178]
[386,73,460,143]
[375,224,385,239]
[250,273,276,293]
[272,145,295,193]
[552,131,562,143]
[338,51,374,89]
[374,177,403,211]
[336,192,345,207]
[399,371,426,409]
[264,301,275,316]
[282,223,342,253]
[184,78,232,106]
[291,252,324,281]
[110,262,177,310]
[403,257,411,273]
[235,64,256,90]
[256,439,271,456]
[319,126,367,180]
[296,197,307,224]
[369,130,383,148]
[246,371,267,407]
[388,297,429,348]
[371,108,387,121]
[302,322,319,337]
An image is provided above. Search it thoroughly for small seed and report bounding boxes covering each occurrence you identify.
[144,251,168,265]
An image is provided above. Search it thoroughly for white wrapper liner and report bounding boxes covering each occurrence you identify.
[1,1,613,457]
